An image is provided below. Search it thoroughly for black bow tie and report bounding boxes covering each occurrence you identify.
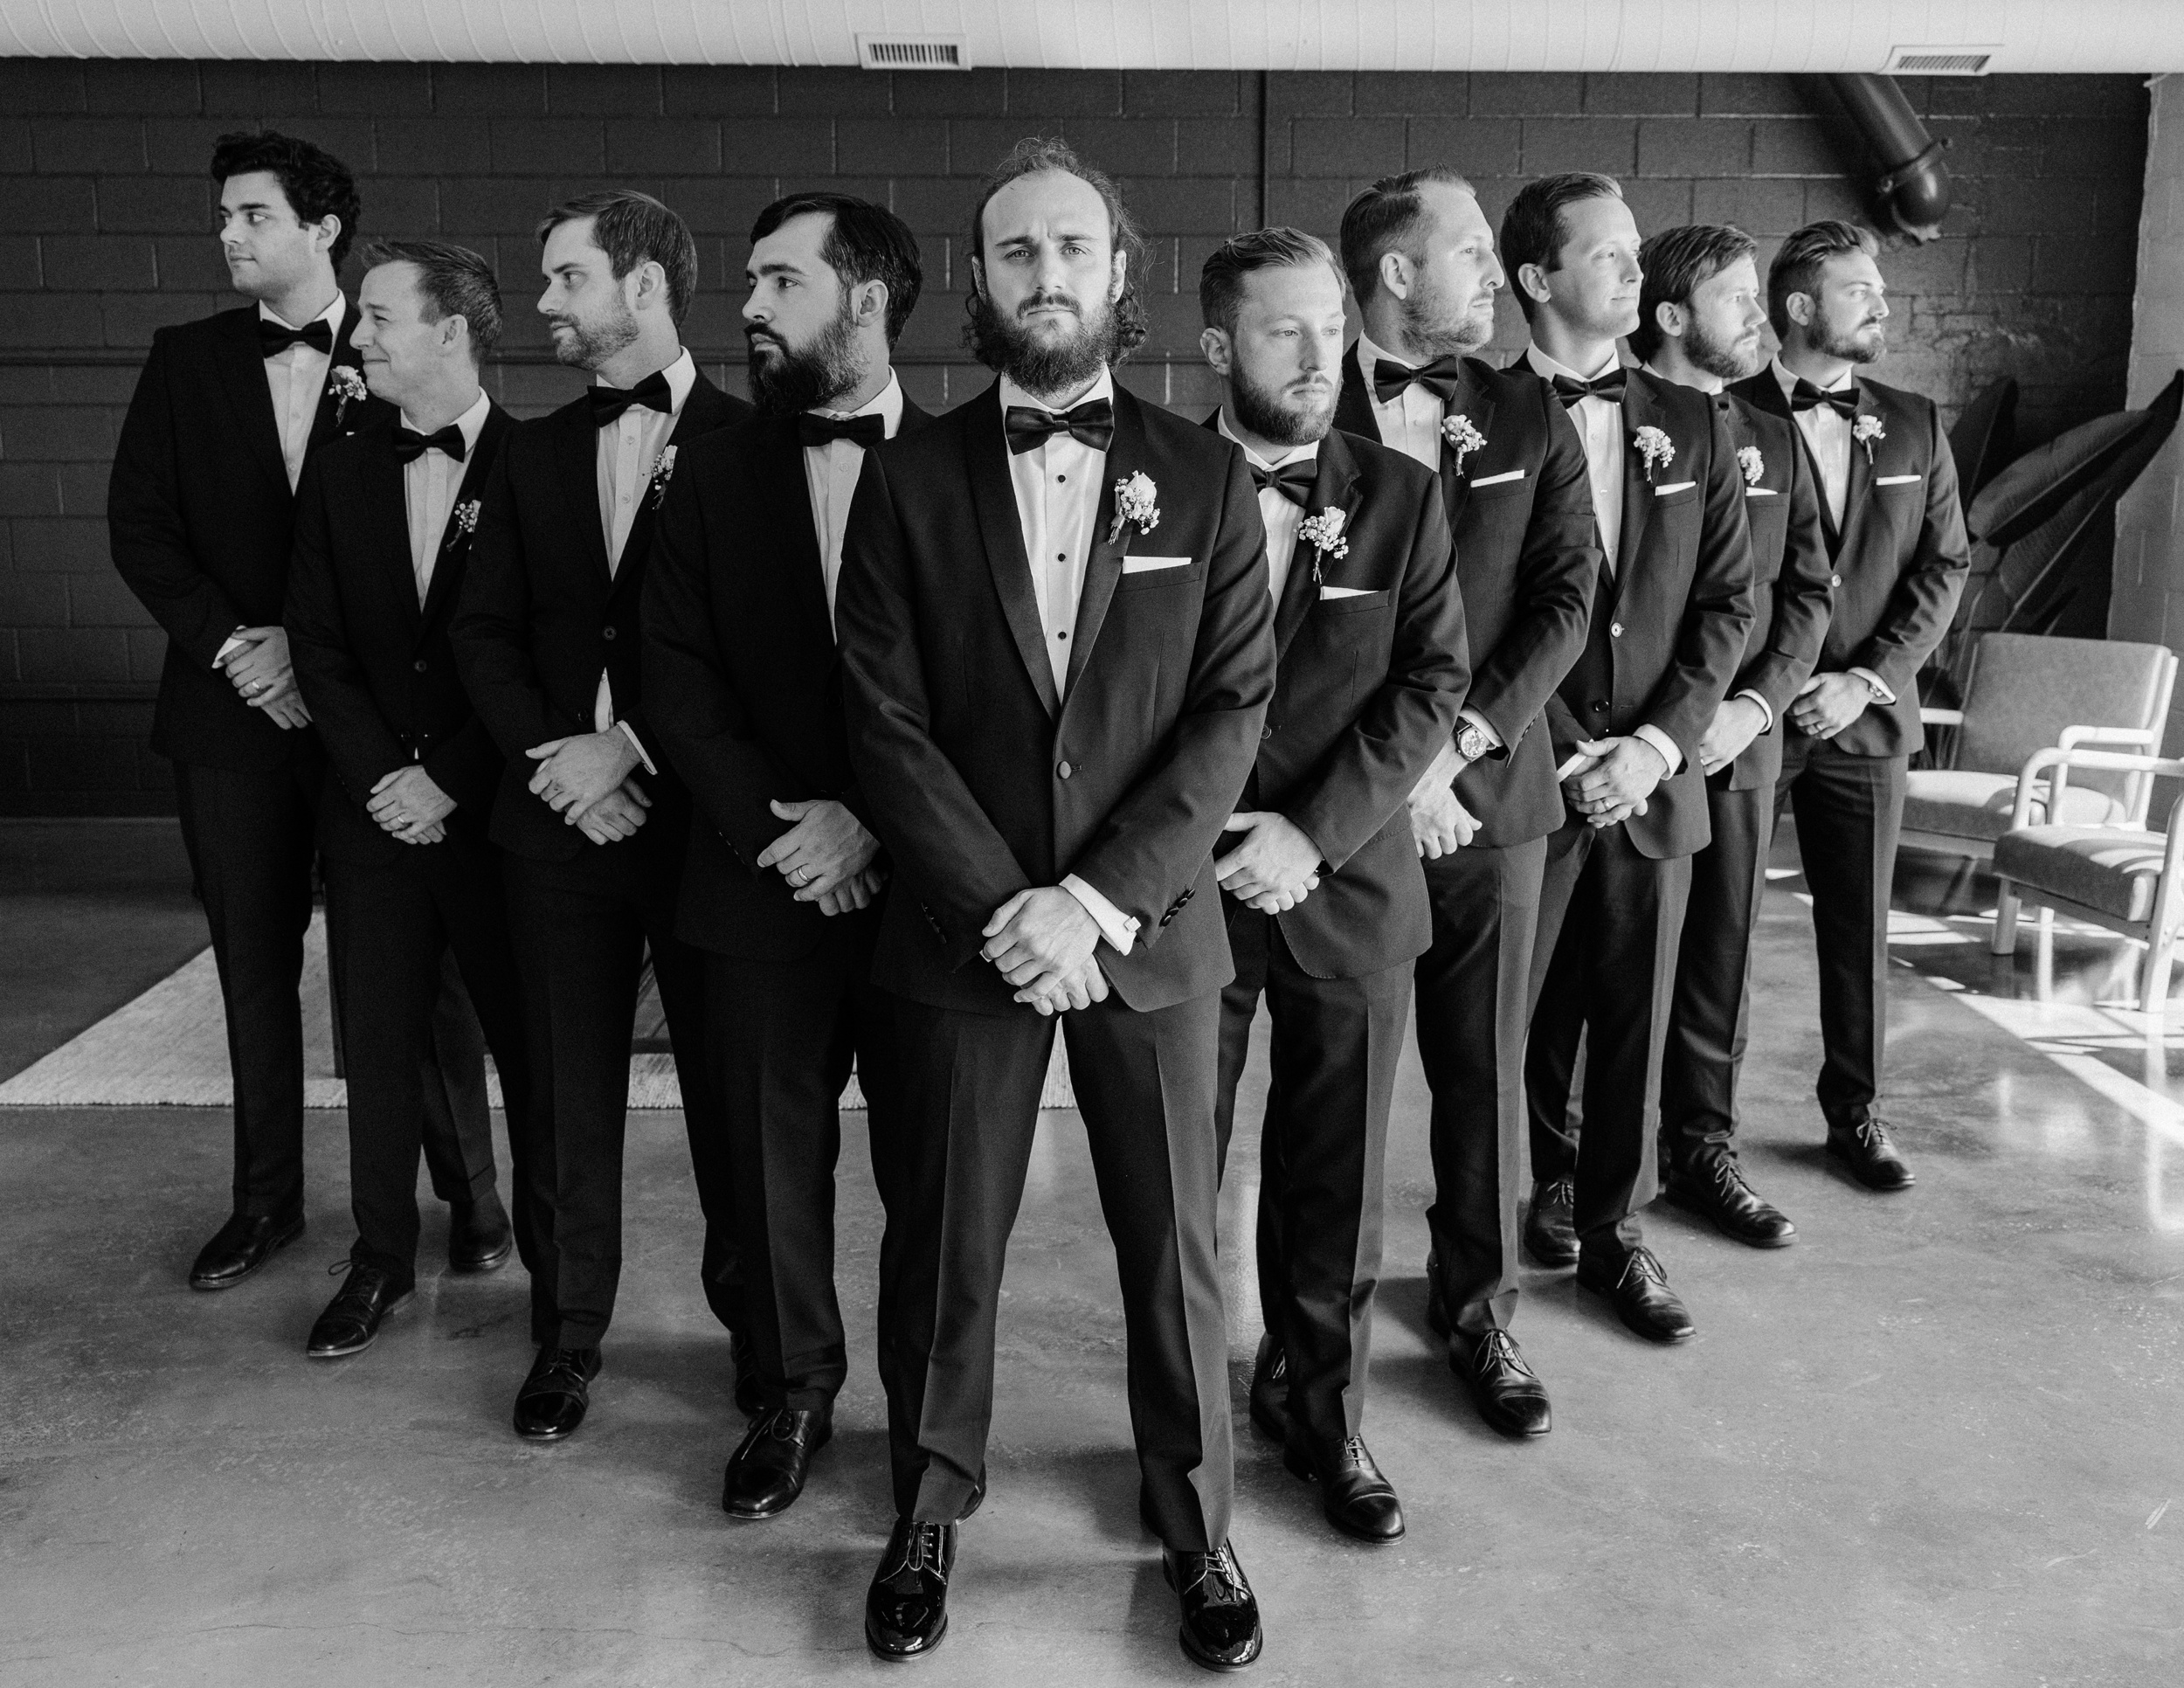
[1791,379,1860,422]
[259,317,335,357]
[1250,458,1318,508]
[798,412,886,450]
[392,423,467,466]
[1550,370,1628,409]
[1004,399,1115,455]
[1373,356,1469,405]
[589,372,674,427]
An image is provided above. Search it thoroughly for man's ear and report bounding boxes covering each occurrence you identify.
[968,254,986,302]
[854,278,890,332]
[313,214,342,259]
[1656,300,1685,343]
[1786,291,1815,329]
[632,259,667,315]
[1199,325,1232,377]
[1378,249,1412,302]
[1108,246,1128,304]
[1516,261,1552,309]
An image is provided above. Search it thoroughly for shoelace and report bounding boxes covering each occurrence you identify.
[1621,1247,1669,1289]
[1478,1329,1536,1379]
[1190,1544,1248,1607]
[1854,1117,1896,1152]
[1707,1155,1757,1198]
[886,1522,950,1585]
[1545,1176,1575,1206]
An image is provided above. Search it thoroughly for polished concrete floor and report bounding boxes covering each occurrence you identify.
[3,825,2182,1685]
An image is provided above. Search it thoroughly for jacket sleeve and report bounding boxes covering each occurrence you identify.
[1737,431,1833,717]
[1639,403,1756,763]
[283,456,408,806]
[449,444,575,761]
[1286,480,1468,869]
[1849,399,1970,696]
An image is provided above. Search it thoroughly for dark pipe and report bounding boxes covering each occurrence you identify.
[1825,73,1952,242]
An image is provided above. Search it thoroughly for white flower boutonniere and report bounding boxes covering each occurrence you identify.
[649,445,678,510]
[1441,413,1487,472]
[1634,425,1675,482]
[452,499,481,540]
[1107,471,1160,544]
[1737,445,1765,487]
[1852,414,1886,463]
[328,366,368,428]
[1299,506,1350,585]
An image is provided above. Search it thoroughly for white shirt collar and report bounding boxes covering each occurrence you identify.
[259,294,346,337]
[1356,329,1415,383]
[597,345,696,413]
[1215,408,1320,474]
[998,366,1115,416]
[1524,342,1621,384]
[399,388,491,453]
[1772,354,1855,398]
[811,369,905,439]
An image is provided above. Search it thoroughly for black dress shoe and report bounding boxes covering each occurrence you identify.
[1448,1327,1552,1438]
[730,1329,763,1419]
[514,1346,602,1440]
[1163,1540,1263,1671]
[865,1517,955,1661]
[1827,1117,1916,1191]
[1524,1177,1579,1268]
[1246,1333,1288,1442]
[306,1263,412,1358]
[1665,1149,1796,1247]
[1577,1245,1695,1344]
[722,1407,832,1519]
[1282,1429,1405,1544]
[189,1210,304,1290]
[447,1190,513,1274]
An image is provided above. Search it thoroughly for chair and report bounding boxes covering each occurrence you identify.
[1990,746,2184,1016]
[1901,633,2176,865]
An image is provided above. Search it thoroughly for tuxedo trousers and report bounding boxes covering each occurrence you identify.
[1524,820,1692,1253]
[1660,779,1778,1162]
[504,842,731,1349]
[704,908,897,1415]
[326,836,536,1302]
[1774,737,1907,1130]
[1213,907,1408,1443]
[880,990,1233,1552]
[1413,838,1544,1335]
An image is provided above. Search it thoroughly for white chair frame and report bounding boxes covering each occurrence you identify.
[1904,708,2171,864]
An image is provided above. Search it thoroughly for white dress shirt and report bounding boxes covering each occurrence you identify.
[1771,356,1894,705]
[995,368,1139,956]
[803,371,904,631]
[259,294,345,494]
[1215,411,1314,605]
[400,391,490,605]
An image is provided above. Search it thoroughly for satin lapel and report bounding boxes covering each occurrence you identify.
[964,389,1061,718]
[358,430,420,633]
[420,407,508,632]
[1062,388,1145,699]
[1334,342,1379,440]
[306,299,366,455]
[1275,433,1358,660]
[1613,377,1660,612]
[556,404,614,587]
[1835,379,1881,563]
[213,310,292,496]
[765,417,833,647]
[1439,363,1497,530]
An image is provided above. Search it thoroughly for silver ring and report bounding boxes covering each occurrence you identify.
[794,865,812,884]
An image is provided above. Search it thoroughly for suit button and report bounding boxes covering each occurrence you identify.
[1261,726,1273,740]
[1057,761,1072,780]
[602,625,618,640]
[1592,701,1609,713]
[1610,621,1624,638]
[1830,573,1842,587]
[413,659,427,673]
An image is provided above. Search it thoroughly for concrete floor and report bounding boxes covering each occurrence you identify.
[2,827,2182,1685]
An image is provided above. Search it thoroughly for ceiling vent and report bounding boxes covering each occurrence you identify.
[1883,45,2000,75]
[857,34,971,72]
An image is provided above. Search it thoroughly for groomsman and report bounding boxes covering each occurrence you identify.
[286,241,539,1355]
[644,192,929,1519]
[1633,225,1833,1245]
[1331,169,1598,1437]
[1506,174,1753,1343]
[453,191,750,1440]
[109,132,500,1292]
[837,140,1273,1669]
[1729,222,1970,1190]
[1198,228,1466,1543]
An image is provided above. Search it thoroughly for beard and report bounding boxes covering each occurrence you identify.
[1400,270,1495,358]
[1811,302,1886,365]
[1230,363,1337,449]
[548,295,639,371]
[747,296,866,415]
[1683,313,1766,384]
[966,286,1124,395]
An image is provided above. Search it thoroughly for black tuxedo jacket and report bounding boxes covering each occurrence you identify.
[1714,392,1833,792]
[1201,418,1468,978]
[109,299,390,771]
[837,381,1275,1015]
[1727,369,1969,759]
[285,404,514,867]
[451,370,750,862]
[1542,364,1755,860]
[1334,342,1600,848]
[642,398,935,961]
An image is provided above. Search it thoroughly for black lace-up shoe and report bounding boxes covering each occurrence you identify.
[447,1190,512,1273]
[1448,1327,1552,1437]
[722,1407,831,1519]
[1163,1539,1263,1671]
[1665,1148,1796,1246]
[1282,1430,1405,1543]
[513,1346,602,1440]
[1246,1333,1288,1442]
[1577,1245,1696,1344]
[865,1518,956,1660]
[190,1210,304,1290]
[1523,1177,1579,1268]
[1826,1117,1916,1191]
[306,1262,411,1358]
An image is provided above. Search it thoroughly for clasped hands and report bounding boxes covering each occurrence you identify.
[1216,812,1324,912]
[526,730,652,846]
[983,886,1107,1016]
[1560,735,1668,828]
[368,764,455,846]
[1406,739,1481,858]
[218,626,310,729]
[1788,672,1873,740]
[1697,695,1770,777]
[755,798,885,916]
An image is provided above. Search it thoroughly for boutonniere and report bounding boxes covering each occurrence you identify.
[1441,413,1487,472]
[1106,471,1160,544]
[451,500,481,541]
[328,366,368,429]
[648,445,678,510]
[1737,445,1765,487]
[1852,414,1885,463]
[1298,506,1350,586]
[1633,425,1675,482]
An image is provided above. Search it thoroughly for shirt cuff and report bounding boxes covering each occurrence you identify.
[616,720,657,778]
[1633,723,1683,778]
[1734,688,1773,733]
[1061,874,1140,957]
[1456,708,1504,758]
[1849,668,1897,705]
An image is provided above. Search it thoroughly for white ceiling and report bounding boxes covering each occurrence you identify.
[1,0,2180,73]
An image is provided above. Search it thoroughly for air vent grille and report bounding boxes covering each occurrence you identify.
[858,35,971,72]
[1883,46,1997,75]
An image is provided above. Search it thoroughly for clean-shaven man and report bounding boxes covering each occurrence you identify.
[644,192,930,1520]
[453,191,751,1442]
[1728,221,1969,1193]
[1199,227,1466,1545]
[837,140,1274,1671]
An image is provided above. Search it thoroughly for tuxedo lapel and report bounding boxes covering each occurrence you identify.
[1335,342,1379,441]
[1834,379,1881,563]
[1437,363,1496,530]
[305,298,366,456]
[764,415,833,647]
[419,407,508,631]
[556,404,615,586]
[964,389,1061,718]
[1063,388,1146,699]
[1614,377,1661,608]
[1275,433,1358,659]
[212,309,292,497]
[358,429,420,631]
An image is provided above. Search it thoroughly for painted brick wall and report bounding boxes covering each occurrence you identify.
[0,61,2148,814]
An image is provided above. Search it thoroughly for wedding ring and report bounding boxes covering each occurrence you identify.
[794,865,812,884]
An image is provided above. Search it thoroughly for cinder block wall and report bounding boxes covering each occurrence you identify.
[0,62,2147,814]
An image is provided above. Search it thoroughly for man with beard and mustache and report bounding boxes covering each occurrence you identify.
[642,192,930,1520]
[1629,224,1833,1246]
[1330,168,1598,1438]
[835,139,1275,1669]
[1197,227,1466,1545]
[1728,221,1969,1193]
[453,190,750,1442]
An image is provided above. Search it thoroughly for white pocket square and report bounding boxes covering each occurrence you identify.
[1744,487,1779,498]
[1875,474,1922,487]
[1120,555,1192,573]
[1653,480,1697,496]
[1318,586,1379,600]
[1469,468,1525,488]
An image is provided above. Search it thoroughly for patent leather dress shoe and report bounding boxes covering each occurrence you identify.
[1665,1150,1796,1247]
[189,1210,304,1290]
[722,1407,831,1519]
[730,1330,764,1419]
[1524,1177,1579,1268]
[513,1346,602,1441]
[865,1518,955,1661]
[306,1263,412,1358]
[1246,1333,1288,1442]
[1448,1327,1552,1438]
[1163,1540,1263,1671]
[1283,1430,1405,1544]
[447,1191,513,1273]
[1827,1117,1916,1191]
[1577,1246,1695,1344]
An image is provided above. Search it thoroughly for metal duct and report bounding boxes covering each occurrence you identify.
[1824,73,1953,243]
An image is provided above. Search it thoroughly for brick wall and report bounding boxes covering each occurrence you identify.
[0,61,2148,814]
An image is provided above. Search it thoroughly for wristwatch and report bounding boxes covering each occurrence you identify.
[1455,721,1492,763]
